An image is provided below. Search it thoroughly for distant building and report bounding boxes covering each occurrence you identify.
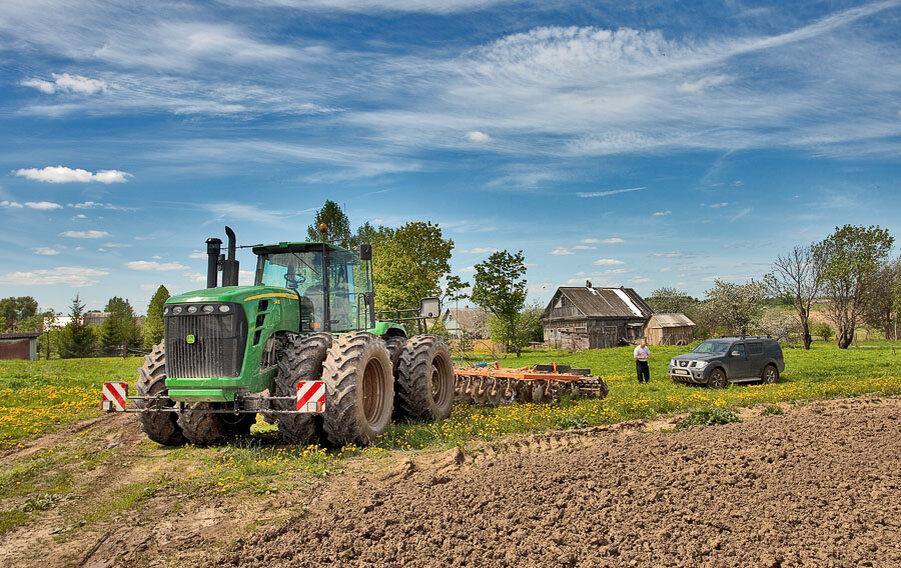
[542,286,653,350]
[440,306,489,339]
[644,313,695,346]
[0,332,42,361]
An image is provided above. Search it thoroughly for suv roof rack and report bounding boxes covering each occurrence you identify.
[717,334,773,340]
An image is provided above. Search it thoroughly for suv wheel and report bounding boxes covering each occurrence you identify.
[761,364,779,385]
[707,368,727,389]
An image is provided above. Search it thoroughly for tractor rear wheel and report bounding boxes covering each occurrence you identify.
[274,332,333,445]
[135,344,185,446]
[395,335,454,421]
[321,332,394,447]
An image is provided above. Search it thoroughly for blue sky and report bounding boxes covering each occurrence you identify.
[1,0,900,314]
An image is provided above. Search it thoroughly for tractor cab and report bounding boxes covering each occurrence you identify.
[251,241,375,333]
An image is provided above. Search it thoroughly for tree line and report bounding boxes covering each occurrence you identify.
[647,224,896,350]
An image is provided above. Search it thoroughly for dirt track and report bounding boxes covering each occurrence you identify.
[216,398,901,568]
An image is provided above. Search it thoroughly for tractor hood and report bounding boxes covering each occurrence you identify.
[166,286,299,306]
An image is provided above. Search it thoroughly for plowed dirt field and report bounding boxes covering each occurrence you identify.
[218,397,901,568]
[2,397,900,568]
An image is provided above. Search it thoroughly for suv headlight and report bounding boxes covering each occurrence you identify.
[693,360,708,369]
[670,358,676,366]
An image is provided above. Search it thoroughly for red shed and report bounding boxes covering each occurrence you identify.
[0,332,41,361]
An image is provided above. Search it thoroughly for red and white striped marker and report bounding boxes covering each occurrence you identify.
[101,381,129,411]
[296,381,325,413]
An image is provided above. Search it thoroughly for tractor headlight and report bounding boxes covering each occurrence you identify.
[163,307,169,315]
[218,304,231,313]
[187,305,198,314]
[172,306,183,314]
[202,305,215,313]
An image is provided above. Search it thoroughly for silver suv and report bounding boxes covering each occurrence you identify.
[668,336,784,388]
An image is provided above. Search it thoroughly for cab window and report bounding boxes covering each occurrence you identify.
[731,343,746,356]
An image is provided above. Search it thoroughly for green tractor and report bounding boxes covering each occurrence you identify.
[103,226,454,447]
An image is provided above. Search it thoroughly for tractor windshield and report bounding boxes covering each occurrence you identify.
[255,248,374,333]
[256,251,325,331]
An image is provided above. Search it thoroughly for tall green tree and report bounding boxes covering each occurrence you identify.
[142,285,170,348]
[765,244,824,349]
[860,258,899,340]
[58,295,97,358]
[699,279,768,336]
[0,296,39,330]
[470,250,528,356]
[818,224,894,348]
[645,287,698,314]
[307,200,352,247]
[101,297,141,351]
[371,221,454,317]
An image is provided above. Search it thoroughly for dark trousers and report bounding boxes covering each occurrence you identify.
[636,360,649,383]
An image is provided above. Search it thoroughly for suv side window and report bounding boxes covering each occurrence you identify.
[732,343,746,356]
[748,342,763,355]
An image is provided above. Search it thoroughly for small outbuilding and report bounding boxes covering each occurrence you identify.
[439,306,490,340]
[542,286,654,350]
[0,332,42,361]
[644,313,695,345]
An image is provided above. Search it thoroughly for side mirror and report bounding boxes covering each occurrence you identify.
[419,297,441,318]
[730,350,741,357]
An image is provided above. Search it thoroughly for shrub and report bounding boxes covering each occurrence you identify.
[812,322,834,342]
[761,405,783,416]
[675,407,741,429]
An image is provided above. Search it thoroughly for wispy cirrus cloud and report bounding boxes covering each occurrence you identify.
[21,73,107,95]
[59,230,110,238]
[577,187,646,198]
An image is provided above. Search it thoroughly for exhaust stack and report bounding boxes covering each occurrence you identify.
[205,237,222,288]
[221,226,240,287]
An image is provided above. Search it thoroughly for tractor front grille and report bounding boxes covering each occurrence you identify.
[164,303,247,378]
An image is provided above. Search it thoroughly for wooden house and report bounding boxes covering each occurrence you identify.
[541,286,653,350]
[0,332,41,361]
[644,313,695,345]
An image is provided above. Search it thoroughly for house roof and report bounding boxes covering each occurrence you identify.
[0,332,42,340]
[546,287,653,319]
[647,313,695,328]
[443,307,489,334]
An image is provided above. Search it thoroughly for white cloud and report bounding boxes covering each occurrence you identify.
[0,201,24,209]
[571,245,596,250]
[103,242,132,248]
[651,251,696,259]
[185,272,207,283]
[24,201,63,210]
[21,73,107,95]
[59,230,110,238]
[549,247,574,256]
[582,237,625,244]
[201,202,308,225]
[458,266,476,273]
[652,210,671,216]
[459,247,498,254]
[72,214,87,220]
[730,208,752,222]
[593,268,630,275]
[593,258,625,266]
[629,276,653,283]
[0,266,108,287]
[708,202,728,208]
[33,247,60,255]
[242,0,512,13]
[465,131,492,143]
[15,166,131,184]
[127,260,190,271]
[189,250,207,259]
[577,187,646,198]
[676,74,731,93]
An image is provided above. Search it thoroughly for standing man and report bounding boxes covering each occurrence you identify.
[634,339,650,384]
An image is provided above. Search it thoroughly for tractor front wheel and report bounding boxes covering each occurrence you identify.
[274,332,333,444]
[135,344,185,446]
[321,332,394,447]
[395,335,454,422]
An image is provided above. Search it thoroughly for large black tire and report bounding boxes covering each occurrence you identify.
[274,332,333,445]
[395,335,454,421]
[135,344,185,446]
[321,332,394,447]
[177,402,241,445]
[707,367,728,389]
[384,335,406,375]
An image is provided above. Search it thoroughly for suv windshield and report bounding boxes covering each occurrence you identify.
[692,340,731,354]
